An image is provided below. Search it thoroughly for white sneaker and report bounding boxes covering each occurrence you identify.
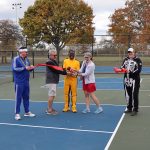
[15,114,21,120]
[82,108,90,114]
[24,112,36,117]
[94,107,103,114]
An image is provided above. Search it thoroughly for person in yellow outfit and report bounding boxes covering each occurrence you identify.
[63,50,80,113]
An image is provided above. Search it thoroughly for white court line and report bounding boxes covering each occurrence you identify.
[140,89,150,92]
[141,78,150,80]
[91,82,122,84]
[57,79,149,91]
[0,99,122,135]
[58,86,124,91]
[1,99,150,107]
[96,77,150,80]
[96,77,122,79]
[0,122,113,134]
[140,106,150,108]
[0,99,126,107]
[63,86,150,91]
[104,112,126,150]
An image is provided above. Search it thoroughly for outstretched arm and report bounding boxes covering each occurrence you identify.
[46,61,67,75]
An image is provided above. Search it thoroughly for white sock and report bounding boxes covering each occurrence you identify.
[86,107,90,110]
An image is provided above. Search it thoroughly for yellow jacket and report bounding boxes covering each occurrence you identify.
[63,58,80,79]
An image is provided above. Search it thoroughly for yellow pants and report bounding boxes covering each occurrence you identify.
[64,77,77,110]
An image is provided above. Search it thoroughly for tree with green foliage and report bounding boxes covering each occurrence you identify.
[20,0,94,63]
[0,19,23,63]
[0,20,23,51]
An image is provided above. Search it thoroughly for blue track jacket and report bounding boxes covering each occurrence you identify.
[12,55,31,114]
[12,56,30,83]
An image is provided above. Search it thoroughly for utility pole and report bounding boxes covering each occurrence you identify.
[12,3,22,25]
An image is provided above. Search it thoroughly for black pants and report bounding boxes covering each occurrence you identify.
[124,78,140,112]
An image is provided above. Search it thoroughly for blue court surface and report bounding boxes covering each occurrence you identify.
[0,100,125,150]
[0,65,150,74]
[58,77,124,90]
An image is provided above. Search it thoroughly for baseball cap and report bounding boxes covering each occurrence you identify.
[128,48,134,52]
[84,52,92,58]
[19,47,28,52]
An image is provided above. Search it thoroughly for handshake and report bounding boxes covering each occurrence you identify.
[66,67,82,77]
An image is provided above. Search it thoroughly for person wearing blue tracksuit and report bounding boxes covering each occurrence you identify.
[12,47,35,120]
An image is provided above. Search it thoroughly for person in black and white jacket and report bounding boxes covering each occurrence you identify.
[121,48,142,116]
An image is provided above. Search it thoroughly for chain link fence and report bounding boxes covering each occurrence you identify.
[0,34,150,72]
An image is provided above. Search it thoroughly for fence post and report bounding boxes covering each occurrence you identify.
[128,34,131,48]
[25,36,28,47]
[91,36,94,57]
[32,51,35,78]
[11,51,14,82]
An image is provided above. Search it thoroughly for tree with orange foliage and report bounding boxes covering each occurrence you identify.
[108,0,150,51]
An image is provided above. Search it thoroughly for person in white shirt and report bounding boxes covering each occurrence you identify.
[78,52,103,114]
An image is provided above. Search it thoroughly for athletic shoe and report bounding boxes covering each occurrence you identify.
[82,108,90,114]
[46,109,58,115]
[72,106,77,113]
[94,107,103,114]
[130,111,138,116]
[15,114,21,120]
[62,107,70,112]
[124,109,132,113]
[24,112,36,117]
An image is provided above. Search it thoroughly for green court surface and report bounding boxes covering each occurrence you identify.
[0,73,150,150]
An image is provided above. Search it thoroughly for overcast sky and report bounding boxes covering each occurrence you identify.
[0,0,126,35]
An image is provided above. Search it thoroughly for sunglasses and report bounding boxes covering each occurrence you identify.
[50,54,57,56]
